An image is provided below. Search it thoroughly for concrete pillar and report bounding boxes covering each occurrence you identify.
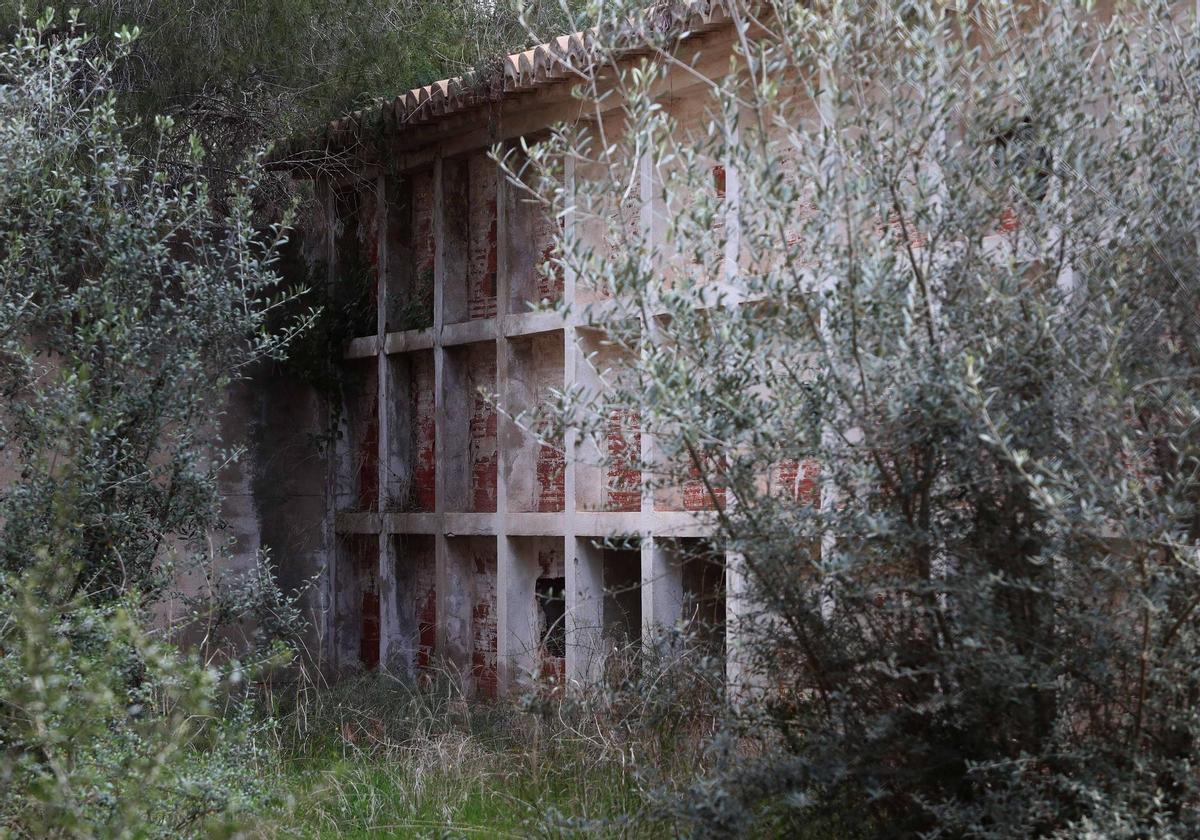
[567,537,605,684]
[373,173,406,675]
[641,536,683,643]
[724,549,752,697]
[497,536,540,690]
[318,177,340,673]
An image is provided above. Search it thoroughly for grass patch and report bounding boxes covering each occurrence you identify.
[251,672,677,838]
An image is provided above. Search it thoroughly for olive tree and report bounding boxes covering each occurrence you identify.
[0,12,308,834]
[527,0,1200,834]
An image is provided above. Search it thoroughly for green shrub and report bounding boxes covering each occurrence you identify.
[0,12,305,836]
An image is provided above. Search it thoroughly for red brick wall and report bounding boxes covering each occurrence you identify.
[774,458,821,505]
[682,454,726,511]
[606,408,641,511]
[527,333,565,512]
[346,536,379,669]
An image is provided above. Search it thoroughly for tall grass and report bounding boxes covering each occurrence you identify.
[251,633,727,838]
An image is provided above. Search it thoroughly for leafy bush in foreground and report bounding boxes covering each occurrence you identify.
[527,0,1200,834]
[0,12,305,836]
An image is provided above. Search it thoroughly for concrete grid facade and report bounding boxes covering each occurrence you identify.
[292,5,758,694]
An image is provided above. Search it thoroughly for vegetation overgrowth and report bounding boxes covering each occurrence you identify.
[522,0,1200,834]
[8,0,1200,837]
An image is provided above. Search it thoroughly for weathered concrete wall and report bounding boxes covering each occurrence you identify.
[154,358,332,664]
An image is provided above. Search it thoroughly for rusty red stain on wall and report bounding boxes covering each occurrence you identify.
[536,441,565,512]
[471,550,498,697]
[606,408,642,511]
[468,156,498,320]
[345,536,379,669]
[470,394,498,512]
[411,356,436,511]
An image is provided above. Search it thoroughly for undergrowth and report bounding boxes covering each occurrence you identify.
[251,635,747,838]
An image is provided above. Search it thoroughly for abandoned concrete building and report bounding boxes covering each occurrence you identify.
[265,3,781,695]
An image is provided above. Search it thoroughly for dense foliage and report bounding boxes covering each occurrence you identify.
[527,0,1200,834]
[0,14,304,834]
[0,0,580,202]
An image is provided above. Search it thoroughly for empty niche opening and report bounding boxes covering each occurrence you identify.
[505,145,563,314]
[602,545,642,648]
[384,170,435,332]
[679,539,726,657]
[336,535,379,672]
[442,154,497,325]
[385,350,435,512]
[443,342,497,513]
[506,331,565,513]
[530,538,566,682]
[537,578,566,659]
[339,359,378,513]
[394,534,437,674]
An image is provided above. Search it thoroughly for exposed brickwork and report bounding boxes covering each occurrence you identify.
[682,454,726,511]
[469,372,498,512]
[606,408,642,511]
[536,441,565,512]
[523,333,565,512]
[468,155,498,320]
[881,211,929,249]
[471,548,498,697]
[410,355,436,511]
[775,458,821,505]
